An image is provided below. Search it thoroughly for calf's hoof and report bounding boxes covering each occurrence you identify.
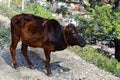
[47,73,52,77]
[12,63,17,69]
[29,65,33,69]
[47,71,52,76]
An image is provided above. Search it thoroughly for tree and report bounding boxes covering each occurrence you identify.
[75,0,120,60]
[94,6,120,61]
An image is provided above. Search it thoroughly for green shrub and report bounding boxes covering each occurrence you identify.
[24,3,54,19]
[0,29,8,39]
[0,2,54,19]
[75,5,120,45]
[68,46,120,77]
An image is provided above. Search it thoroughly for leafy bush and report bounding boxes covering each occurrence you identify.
[74,14,95,38]
[12,0,21,5]
[0,29,8,39]
[113,7,120,39]
[68,46,120,77]
[24,3,54,19]
[92,5,116,39]
[75,5,120,46]
[0,2,54,19]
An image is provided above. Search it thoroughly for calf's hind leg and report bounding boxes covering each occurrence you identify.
[21,41,32,68]
[9,35,20,68]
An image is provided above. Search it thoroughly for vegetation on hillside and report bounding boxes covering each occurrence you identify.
[69,46,120,77]
[23,3,54,19]
[0,1,54,19]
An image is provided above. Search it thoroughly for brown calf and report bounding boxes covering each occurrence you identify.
[9,13,86,75]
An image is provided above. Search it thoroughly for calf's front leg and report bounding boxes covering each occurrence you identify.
[44,49,51,76]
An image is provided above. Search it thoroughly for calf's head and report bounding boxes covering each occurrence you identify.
[64,23,86,47]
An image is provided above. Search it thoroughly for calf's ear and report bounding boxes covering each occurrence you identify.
[63,26,70,32]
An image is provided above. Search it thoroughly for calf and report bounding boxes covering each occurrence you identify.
[9,13,86,75]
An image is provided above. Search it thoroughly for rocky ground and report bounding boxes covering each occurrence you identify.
[0,14,120,80]
[0,47,120,80]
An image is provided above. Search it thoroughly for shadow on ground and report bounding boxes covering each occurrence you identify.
[2,49,70,74]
